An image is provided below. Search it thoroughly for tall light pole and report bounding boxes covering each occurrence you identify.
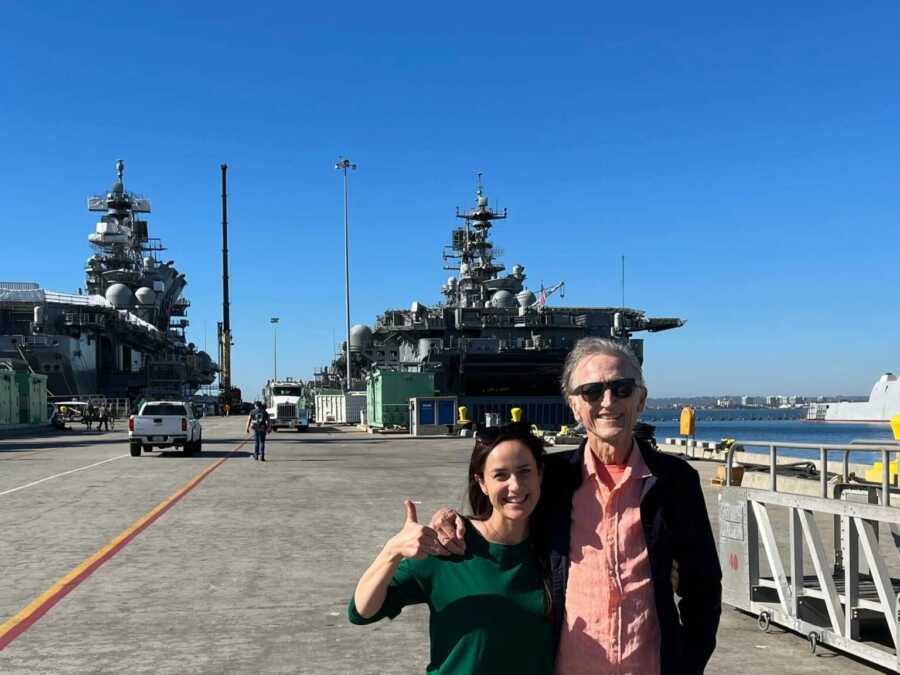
[335,157,356,392]
[270,317,279,381]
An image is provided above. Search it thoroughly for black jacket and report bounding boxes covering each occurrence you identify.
[536,438,722,675]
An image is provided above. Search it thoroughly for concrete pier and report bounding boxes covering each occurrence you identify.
[0,421,891,673]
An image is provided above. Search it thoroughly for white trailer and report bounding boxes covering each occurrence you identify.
[314,392,366,425]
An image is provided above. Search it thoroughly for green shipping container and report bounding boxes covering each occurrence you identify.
[0,371,18,426]
[14,373,48,424]
[366,370,435,428]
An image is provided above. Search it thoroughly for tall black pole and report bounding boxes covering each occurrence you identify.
[335,157,356,392]
[220,164,231,393]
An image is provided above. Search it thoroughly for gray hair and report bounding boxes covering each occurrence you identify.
[560,337,645,396]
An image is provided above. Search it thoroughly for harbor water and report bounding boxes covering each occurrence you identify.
[642,408,896,465]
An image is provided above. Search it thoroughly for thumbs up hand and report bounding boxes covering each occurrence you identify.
[386,499,448,560]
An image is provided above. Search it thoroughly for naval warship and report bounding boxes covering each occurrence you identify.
[0,161,217,402]
[315,176,683,425]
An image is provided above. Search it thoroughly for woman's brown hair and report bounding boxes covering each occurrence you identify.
[467,422,546,519]
[465,422,551,616]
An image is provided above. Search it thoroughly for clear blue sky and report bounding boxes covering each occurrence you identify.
[2,1,898,399]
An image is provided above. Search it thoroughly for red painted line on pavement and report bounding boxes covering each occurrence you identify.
[0,436,249,650]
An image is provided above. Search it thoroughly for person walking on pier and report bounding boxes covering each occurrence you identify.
[429,338,722,675]
[97,404,110,432]
[85,402,96,431]
[350,422,552,674]
[246,401,271,461]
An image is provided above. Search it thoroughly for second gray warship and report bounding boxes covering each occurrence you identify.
[0,161,217,402]
[316,176,683,423]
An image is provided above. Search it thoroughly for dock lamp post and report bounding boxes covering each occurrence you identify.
[335,157,356,392]
[270,317,279,381]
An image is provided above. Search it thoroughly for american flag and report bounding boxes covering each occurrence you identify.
[538,288,547,307]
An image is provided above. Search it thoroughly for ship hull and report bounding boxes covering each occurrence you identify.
[442,349,569,396]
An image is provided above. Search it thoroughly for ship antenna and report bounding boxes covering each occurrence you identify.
[475,171,483,197]
[116,159,125,183]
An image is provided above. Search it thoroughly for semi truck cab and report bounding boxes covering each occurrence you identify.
[264,379,310,432]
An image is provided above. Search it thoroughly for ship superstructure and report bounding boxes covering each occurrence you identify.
[807,372,900,423]
[315,177,683,422]
[0,161,216,401]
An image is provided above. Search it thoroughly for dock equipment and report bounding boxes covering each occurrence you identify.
[15,372,47,424]
[409,396,457,436]
[719,440,900,670]
[366,370,434,429]
[0,370,18,425]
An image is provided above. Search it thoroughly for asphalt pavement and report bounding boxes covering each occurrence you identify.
[0,419,891,673]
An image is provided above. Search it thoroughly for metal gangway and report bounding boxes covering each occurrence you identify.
[719,440,900,670]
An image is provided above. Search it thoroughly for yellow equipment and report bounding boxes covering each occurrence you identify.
[511,407,523,422]
[865,460,899,485]
[679,406,696,436]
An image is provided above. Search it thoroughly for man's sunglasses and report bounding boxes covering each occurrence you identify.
[572,378,639,402]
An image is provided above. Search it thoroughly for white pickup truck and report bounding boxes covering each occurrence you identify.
[128,401,202,457]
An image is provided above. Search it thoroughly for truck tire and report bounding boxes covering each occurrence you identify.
[194,435,202,454]
[297,425,308,432]
[130,441,141,457]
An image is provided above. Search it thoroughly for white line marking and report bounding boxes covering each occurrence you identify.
[0,454,129,497]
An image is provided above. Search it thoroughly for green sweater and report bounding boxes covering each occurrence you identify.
[348,520,552,674]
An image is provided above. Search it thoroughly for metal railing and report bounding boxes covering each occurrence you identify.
[725,440,900,505]
[719,439,900,669]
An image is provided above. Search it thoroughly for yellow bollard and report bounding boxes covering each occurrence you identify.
[511,407,523,423]
[458,406,469,423]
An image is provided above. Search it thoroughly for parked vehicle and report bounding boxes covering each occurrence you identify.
[54,400,89,426]
[47,403,66,430]
[263,378,310,432]
[128,401,202,457]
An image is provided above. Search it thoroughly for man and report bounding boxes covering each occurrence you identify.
[97,404,110,432]
[245,401,271,461]
[432,337,721,674]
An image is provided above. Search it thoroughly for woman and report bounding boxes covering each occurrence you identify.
[348,422,552,674]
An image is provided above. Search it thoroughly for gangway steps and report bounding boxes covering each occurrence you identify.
[756,573,900,613]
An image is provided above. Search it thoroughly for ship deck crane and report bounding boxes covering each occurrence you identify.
[537,281,565,308]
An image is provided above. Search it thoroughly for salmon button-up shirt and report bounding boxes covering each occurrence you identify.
[555,441,661,675]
